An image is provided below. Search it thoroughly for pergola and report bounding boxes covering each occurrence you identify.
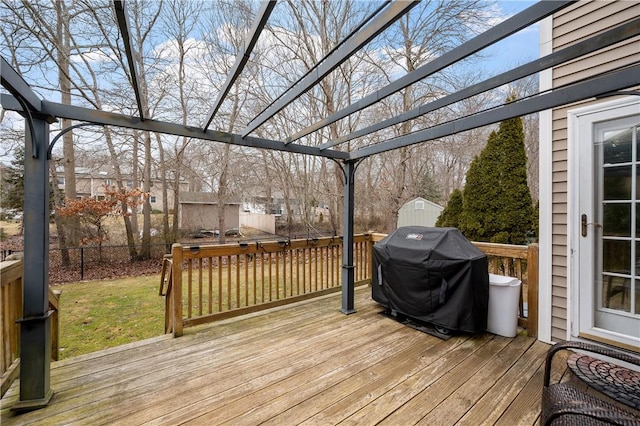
[1,0,639,411]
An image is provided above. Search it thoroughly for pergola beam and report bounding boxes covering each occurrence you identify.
[287,0,573,144]
[113,0,145,121]
[202,0,277,131]
[1,95,349,160]
[241,0,418,138]
[0,56,42,113]
[351,64,640,159]
[321,16,640,150]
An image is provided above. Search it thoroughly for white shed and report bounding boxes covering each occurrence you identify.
[397,197,444,229]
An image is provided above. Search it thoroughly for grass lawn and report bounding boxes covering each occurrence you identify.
[57,275,165,360]
[0,220,21,240]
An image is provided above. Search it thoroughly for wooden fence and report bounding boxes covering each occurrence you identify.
[0,259,60,398]
[162,234,538,338]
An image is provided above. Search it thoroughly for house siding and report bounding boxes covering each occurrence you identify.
[549,1,640,342]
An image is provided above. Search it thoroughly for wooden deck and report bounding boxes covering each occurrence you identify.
[1,286,556,425]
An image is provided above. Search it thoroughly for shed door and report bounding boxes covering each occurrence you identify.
[574,99,640,348]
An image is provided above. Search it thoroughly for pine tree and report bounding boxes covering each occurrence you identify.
[458,100,534,244]
[436,188,463,228]
[1,146,25,211]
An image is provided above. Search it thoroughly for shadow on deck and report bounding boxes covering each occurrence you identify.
[1,286,554,425]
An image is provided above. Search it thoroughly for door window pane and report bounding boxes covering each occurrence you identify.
[601,274,631,312]
[637,203,640,238]
[602,204,630,237]
[603,240,631,274]
[603,166,631,200]
[603,128,632,164]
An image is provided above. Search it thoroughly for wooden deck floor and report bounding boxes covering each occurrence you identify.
[1,287,557,425]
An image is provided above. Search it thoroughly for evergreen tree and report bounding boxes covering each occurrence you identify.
[416,171,441,204]
[436,188,463,228]
[458,131,501,241]
[458,101,534,244]
[1,146,25,211]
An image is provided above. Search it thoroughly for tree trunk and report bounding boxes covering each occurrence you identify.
[56,0,79,246]
[155,133,172,251]
[140,131,152,260]
[49,161,70,266]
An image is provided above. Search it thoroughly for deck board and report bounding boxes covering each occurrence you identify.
[1,286,550,425]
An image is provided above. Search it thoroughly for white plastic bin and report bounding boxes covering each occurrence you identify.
[486,273,522,337]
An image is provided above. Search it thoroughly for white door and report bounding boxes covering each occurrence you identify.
[572,98,640,348]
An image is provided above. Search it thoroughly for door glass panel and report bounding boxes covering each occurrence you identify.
[637,203,640,238]
[603,128,632,164]
[602,204,630,236]
[601,274,631,312]
[637,127,640,157]
[603,166,631,200]
[602,240,631,274]
[596,120,638,325]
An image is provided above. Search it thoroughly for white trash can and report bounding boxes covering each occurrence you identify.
[486,273,521,337]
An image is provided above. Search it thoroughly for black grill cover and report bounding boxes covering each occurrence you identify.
[372,226,489,333]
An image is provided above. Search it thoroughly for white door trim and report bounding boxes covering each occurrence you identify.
[537,15,553,344]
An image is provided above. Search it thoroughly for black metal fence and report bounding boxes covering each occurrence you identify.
[48,244,170,284]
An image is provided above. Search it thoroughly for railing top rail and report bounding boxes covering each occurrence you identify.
[0,259,23,286]
[173,234,373,260]
[472,241,532,259]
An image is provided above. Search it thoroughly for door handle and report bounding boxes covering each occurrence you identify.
[581,214,602,237]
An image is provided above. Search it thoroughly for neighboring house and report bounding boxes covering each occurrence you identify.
[57,166,188,212]
[396,197,444,229]
[179,192,241,231]
[538,2,640,349]
[243,188,329,224]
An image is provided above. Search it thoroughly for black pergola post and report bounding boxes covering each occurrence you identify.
[340,160,356,314]
[12,116,54,412]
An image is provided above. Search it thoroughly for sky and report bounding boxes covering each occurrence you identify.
[487,1,541,74]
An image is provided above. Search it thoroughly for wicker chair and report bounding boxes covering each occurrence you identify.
[541,341,640,425]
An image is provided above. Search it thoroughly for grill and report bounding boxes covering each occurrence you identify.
[372,226,489,333]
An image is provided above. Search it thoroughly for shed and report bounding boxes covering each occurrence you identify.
[397,197,444,229]
[179,192,241,231]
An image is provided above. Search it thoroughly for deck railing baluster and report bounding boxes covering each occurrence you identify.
[245,254,249,307]
[198,258,203,316]
[187,259,193,319]
[208,258,213,314]
[226,256,232,310]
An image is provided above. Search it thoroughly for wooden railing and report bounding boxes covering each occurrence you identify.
[162,234,538,339]
[162,235,373,336]
[0,258,60,398]
[472,242,539,338]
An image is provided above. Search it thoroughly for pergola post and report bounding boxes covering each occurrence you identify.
[340,160,356,314]
[12,117,54,412]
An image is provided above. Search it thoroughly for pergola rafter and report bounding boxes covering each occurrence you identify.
[2,0,640,413]
[241,0,419,138]
[322,17,640,151]
[202,0,277,131]
[352,64,640,159]
[286,0,573,145]
[113,0,146,121]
